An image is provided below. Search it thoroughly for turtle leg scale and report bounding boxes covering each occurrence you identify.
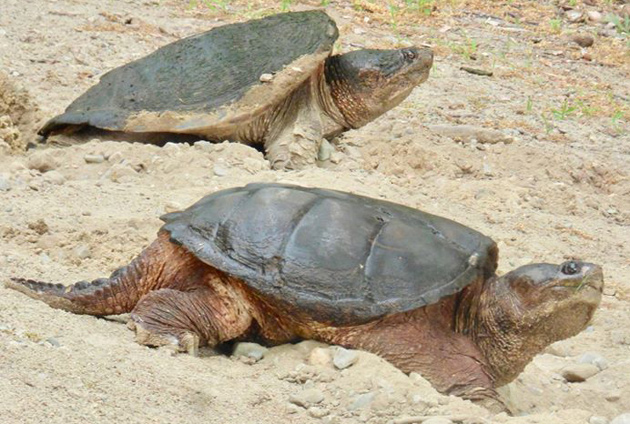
[264,81,324,170]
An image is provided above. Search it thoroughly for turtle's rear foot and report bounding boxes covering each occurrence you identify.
[129,281,253,355]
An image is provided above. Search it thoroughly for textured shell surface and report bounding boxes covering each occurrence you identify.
[161,183,498,324]
[40,11,339,135]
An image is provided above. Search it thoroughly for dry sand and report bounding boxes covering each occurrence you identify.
[1,1,629,423]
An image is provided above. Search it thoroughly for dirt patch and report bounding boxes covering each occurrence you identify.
[0,1,629,423]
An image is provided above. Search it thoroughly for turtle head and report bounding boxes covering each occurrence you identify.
[324,47,433,128]
[498,260,603,326]
[474,260,603,385]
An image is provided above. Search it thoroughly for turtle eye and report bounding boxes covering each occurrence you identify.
[561,261,581,275]
[401,49,417,62]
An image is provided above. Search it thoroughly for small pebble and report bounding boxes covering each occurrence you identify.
[259,73,274,82]
[72,244,92,260]
[213,163,229,177]
[333,347,359,370]
[163,142,181,154]
[232,342,267,361]
[586,10,603,22]
[606,392,621,402]
[612,414,630,424]
[289,388,324,408]
[45,337,60,347]
[578,352,608,370]
[347,392,375,411]
[572,33,595,47]
[309,347,333,367]
[84,154,105,164]
[108,163,138,182]
[164,201,183,213]
[561,363,600,382]
[318,139,334,161]
[43,170,66,185]
[27,151,58,172]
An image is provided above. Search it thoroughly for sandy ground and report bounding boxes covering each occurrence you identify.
[1,0,629,423]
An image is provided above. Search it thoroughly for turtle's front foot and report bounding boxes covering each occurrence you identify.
[128,317,200,356]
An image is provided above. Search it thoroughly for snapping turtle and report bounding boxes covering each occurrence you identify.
[7,183,603,411]
[39,11,433,170]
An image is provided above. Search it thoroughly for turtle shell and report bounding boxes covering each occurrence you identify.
[39,11,338,137]
[161,183,498,325]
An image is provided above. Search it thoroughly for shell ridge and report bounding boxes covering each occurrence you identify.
[274,195,324,286]
[361,217,389,305]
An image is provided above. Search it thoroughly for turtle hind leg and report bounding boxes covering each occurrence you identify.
[129,276,253,355]
[263,82,324,170]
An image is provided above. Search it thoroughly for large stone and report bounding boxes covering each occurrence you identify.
[561,363,600,382]
[612,413,630,424]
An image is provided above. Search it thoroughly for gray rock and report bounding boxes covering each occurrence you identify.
[232,342,268,361]
[0,173,11,191]
[333,347,359,370]
[72,244,92,260]
[578,352,608,370]
[289,388,324,408]
[612,414,630,424]
[347,392,375,411]
[43,170,66,185]
[561,363,600,382]
[84,154,105,164]
[590,416,609,424]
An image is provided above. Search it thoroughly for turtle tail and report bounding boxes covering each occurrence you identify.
[6,236,169,316]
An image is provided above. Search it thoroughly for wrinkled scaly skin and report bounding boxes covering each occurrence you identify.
[7,232,603,414]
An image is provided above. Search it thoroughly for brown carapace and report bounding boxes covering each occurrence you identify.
[7,184,603,413]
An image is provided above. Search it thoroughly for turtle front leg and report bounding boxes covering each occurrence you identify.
[264,85,324,170]
[320,308,509,413]
[129,281,253,355]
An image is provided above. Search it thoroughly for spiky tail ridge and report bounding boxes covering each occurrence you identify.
[5,235,169,316]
